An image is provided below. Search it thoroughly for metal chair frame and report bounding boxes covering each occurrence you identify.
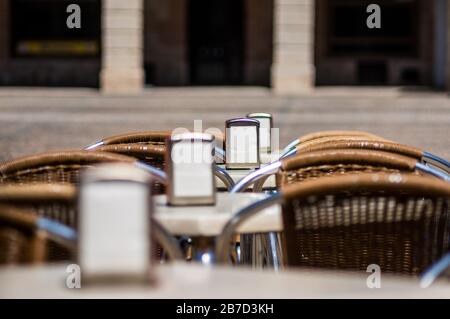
[420,253,450,288]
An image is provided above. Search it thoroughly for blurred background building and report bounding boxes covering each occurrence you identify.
[0,0,448,93]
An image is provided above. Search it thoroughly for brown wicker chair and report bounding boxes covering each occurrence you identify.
[281,173,450,275]
[295,139,450,175]
[0,151,137,186]
[277,149,421,187]
[0,183,183,263]
[86,131,170,149]
[0,205,74,265]
[297,139,423,158]
[91,144,165,169]
[232,149,445,193]
[86,130,225,150]
[281,131,449,175]
[218,172,450,276]
[299,130,385,144]
[0,183,76,227]
[85,132,234,190]
[281,130,386,156]
[88,145,167,194]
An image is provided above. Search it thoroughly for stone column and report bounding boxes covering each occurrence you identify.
[101,0,144,93]
[272,0,315,94]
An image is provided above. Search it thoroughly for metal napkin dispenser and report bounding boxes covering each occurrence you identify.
[166,132,216,206]
[78,163,153,283]
[246,112,273,155]
[225,118,260,169]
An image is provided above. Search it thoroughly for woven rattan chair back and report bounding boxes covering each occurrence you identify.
[0,205,72,264]
[298,130,384,144]
[92,144,165,168]
[282,173,450,275]
[297,136,392,153]
[277,149,421,187]
[100,131,170,146]
[90,145,167,194]
[0,184,181,262]
[0,184,76,227]
[297,139,424,159]
[0,151,136,186]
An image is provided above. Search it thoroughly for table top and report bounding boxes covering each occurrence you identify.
[154,193,282,236]
[1,263,449,299]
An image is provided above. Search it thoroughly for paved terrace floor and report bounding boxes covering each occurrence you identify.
[0,86,449,162]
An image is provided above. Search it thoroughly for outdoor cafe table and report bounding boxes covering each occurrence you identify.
[1,263,449,298]
[153,193,282,237]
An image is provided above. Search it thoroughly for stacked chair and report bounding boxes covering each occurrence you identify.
[233,131,449,192]
[85,131,168,170]
[281,130,450,175]
[0,151,137,186]
[85,131,233,190]
[222,130,450,278]
[85,131,169,150]
[0,149,182,264]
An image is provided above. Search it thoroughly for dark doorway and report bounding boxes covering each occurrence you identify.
[189,0,244,85]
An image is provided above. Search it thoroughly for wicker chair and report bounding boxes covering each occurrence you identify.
[0,184,183,263]
[280,131,450,175]
[86,145,168,193]
[85,134,234,190]
[0,150,171,192]
[0,183,76,227]
[231,149,448,268]
[0,151,136,186]
[281,130,386,157]
[92,144,165,168]
[231,149,448,193]
[0,205,75,265]
[85,131,170,149]
[294,139,450,175]
[218,172,450,276]
[85,130,227,167]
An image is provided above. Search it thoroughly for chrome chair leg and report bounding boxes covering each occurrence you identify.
[266,232,283,271]
[240,232,284,270]
[420,253,450,288]
[239,233,254,265]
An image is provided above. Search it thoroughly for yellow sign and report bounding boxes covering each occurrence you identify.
[17,41,99,56]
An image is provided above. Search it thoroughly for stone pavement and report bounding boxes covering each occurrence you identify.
[0,87,449,162]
